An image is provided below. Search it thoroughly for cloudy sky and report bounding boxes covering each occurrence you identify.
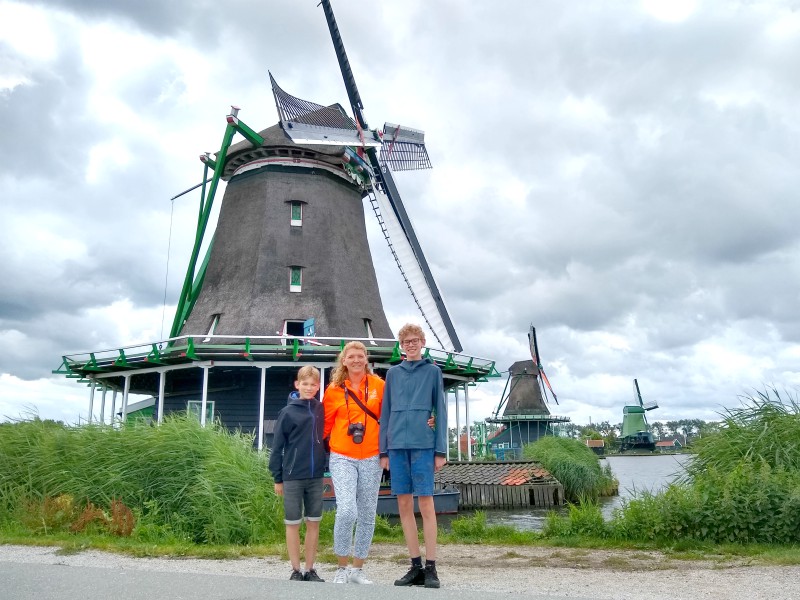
[2,0,800,429]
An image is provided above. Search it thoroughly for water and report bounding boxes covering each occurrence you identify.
[481,453,692,531]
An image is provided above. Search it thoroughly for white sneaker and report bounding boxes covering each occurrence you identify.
[333,567,349,584]
[347,568,373,584]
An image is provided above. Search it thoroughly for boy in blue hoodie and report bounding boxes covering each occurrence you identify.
[380,324,447,589]
[269,365,326,582]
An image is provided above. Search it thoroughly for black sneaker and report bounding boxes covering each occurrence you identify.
[424,564,440,589]
[394,565,425,586]
[289,569,304,581]
[303,569,324,582]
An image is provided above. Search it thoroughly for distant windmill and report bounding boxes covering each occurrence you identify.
[619,379,659,452]
[487,325,569,459]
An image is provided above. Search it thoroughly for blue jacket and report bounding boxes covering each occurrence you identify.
[268,392,326,483]
[379,358,447,456]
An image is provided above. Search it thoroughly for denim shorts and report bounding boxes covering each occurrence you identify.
[388,449,434,496]
[282,478,324,524]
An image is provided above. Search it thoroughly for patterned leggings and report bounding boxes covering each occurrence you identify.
[328,452,383,559]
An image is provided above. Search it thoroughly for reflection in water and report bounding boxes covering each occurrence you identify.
[480,453,692,531]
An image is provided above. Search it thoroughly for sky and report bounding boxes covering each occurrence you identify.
[2,0,800,429]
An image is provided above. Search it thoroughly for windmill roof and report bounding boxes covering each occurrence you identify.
[220,111,354,180]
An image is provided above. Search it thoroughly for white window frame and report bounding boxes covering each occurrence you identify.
[187,400,214,424]
[290,201,303,226]
[282,320,306,346]
[289,266,302,292]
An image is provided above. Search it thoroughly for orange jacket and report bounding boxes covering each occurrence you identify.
[323,373,384,460]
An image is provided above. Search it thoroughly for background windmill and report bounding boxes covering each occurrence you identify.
[486,325,569,459]
[54,0,497,444]
[619,378,659,452]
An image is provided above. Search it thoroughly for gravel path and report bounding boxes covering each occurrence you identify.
[2,543,799,600]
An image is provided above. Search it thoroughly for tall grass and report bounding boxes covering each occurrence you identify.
[0,416,283,544]
[684,387,800,481]
[542,388,800,545]
[523,436,617,502]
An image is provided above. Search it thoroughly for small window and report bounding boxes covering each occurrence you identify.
[289,266,302,292]
[290,201,302,226]
[187,400,214,424]
[283,320,305,346]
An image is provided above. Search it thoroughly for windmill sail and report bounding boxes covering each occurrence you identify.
[319,0,462,352]
[368,188,458,352]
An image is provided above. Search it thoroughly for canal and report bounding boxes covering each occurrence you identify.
[479,453,692,531]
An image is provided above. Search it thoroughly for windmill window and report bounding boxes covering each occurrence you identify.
[290,201,303,226]
[289,266,302,292]
[282,320,305,346]
[187,400,214,424]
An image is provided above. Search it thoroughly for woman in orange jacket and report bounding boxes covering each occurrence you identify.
[323,340,385,584]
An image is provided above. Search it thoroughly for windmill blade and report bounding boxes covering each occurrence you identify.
[269,73,380,148]
[529,325,558,404]
[368,185,460,352]
[380,123,432,171]
[634,378,658,411]
[320,0,462,352]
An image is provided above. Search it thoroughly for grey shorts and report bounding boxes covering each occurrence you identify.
[282,478,324,525]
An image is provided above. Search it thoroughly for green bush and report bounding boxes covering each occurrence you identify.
[523,437,617,502]
[0,416,283,544]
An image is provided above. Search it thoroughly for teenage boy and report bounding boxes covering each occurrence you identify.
[379,324,447,589]
[269,365,326,582]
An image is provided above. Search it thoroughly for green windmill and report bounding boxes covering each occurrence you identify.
[619,379,658,452]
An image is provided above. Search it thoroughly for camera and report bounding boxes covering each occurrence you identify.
[347,422,365,444]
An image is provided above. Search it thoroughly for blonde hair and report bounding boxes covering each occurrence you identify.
[398,323,425,344]
[330,341,372,386]
[296,365,320,383]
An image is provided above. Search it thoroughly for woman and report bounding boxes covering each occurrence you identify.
[323,341,385,585]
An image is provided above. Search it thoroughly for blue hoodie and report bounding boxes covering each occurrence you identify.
[268,392,326,483]
[379,358,447,456]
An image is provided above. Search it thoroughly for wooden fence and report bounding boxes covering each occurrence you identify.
[443,482,563,509]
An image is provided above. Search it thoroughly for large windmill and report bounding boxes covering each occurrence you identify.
[487,326,569,459]
[54,1,497,441]
[619,379,658,452]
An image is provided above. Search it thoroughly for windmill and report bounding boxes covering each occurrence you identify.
[53,0,500,441]
[619,379,658,452]
[170,0,461,354]
[487,325,569,459]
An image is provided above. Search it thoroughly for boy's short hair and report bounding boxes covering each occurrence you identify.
[398,323,425,343]
[296,365,320,383]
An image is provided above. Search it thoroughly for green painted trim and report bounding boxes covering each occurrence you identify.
[232,117,265,148]
[487,363,502,377]
[292,339,300,361]
[184,338,199,360]
[443,353,458,371]
[389,342,402,363]
[113,350,130,368]
[145,344,166,365]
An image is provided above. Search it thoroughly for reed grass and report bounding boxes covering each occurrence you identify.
[523,436,618,502]
[543,388,800,546]
[0,416,283,544]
